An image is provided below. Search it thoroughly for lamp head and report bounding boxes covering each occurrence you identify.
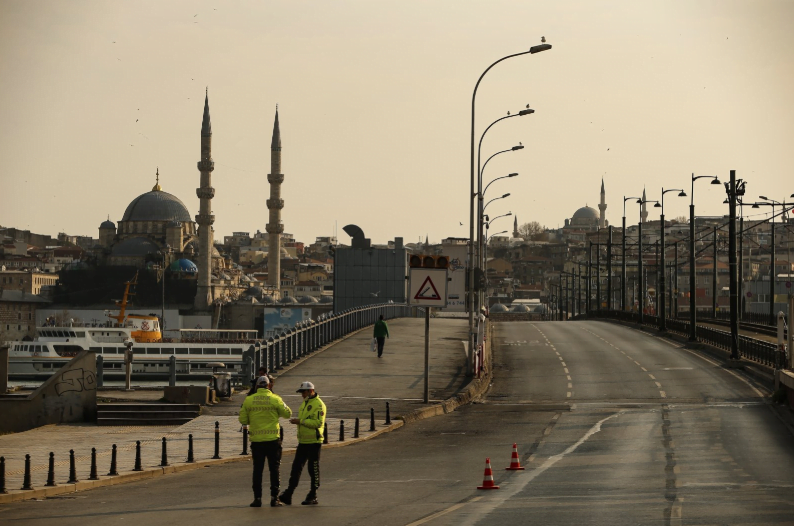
[654,203,661,208]
[502,193,510,198]
[511,145,524,151]
[752,203,760,209]
[678,191,687,197]
[508,172,518,177]
[636,199,642,204]
[711,177,721,184]
[518,108,534,116]
[529,43,552,53]
[760,196,768,200]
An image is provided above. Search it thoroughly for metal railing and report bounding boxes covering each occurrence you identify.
[588,310,786,369]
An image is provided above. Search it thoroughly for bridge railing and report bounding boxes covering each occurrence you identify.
[588,310,786,369]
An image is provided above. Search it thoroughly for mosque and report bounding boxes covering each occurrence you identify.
[92,91,286,311]
[563,178,609,232]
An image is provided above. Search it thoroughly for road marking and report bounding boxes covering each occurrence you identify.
[567,392,572,398]
[655,382,662,388]
[564,368,569,374]
[674,346,766,398]
[641,367,647,372]
[567,375,572,381]
[660,391,667,398]
[634,361,641,366]
[649,374,656,380]
[406,496,483,526]
[561,362,566,367]
[626,356,633,360]
[456,413,622,526]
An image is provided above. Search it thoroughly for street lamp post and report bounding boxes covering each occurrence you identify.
[638,197,660,323]
[725,171,745,360]
[468,42,552,375]
[689,174,721,339]
[587,242,593,313]
[607,226,613,310]
[658,188,687,331]
[759,195,784,325]
[623,196,642,311]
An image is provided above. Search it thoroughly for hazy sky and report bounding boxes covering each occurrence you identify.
[1,0,791,246]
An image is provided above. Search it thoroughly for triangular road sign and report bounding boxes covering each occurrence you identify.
[414,275,441,301]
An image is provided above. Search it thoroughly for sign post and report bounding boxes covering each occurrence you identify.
[409,267,448,404]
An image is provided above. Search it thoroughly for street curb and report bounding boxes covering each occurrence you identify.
[399,322,493,424]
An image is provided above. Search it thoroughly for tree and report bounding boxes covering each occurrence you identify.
[673,216,688,224]
[518,221,545,239]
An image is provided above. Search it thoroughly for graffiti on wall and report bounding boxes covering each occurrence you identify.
[54,368,97,396]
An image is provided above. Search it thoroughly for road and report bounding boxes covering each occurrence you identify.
[3,320,794,525]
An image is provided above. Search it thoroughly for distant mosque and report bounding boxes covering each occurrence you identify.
[92,90,286,311]
[563,178,609,232]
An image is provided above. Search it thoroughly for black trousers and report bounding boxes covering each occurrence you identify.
[286,443,321,496]
[376,337,385,357]
[251,440,282,499]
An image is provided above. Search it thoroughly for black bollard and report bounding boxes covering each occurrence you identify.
[241,427,249,455]
[323,422,328,444]
[160,437,169,467]
[133,441,143,471]
[108,444,119,476]
[89,448,99,480]
[279,426,284,444]
[22,454,32,490]
[385,402,391,425]
[370,408,375,431]
[68,449,78,484]
[339,420,345,442]
[354,417,360,439]
[0,456,6,494]
[187,434,195,463]
[46,452,56,486]
[213,421,221,459]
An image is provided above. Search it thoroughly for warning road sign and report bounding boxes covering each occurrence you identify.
[409,268,448,307]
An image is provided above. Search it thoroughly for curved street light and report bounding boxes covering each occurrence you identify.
[687,174,721,340]
[637,197,659,323]
[658,188,687,331]
[622,196,642,311]
[468,41,552,375]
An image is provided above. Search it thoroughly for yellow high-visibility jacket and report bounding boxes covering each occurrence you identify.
[296,394,326,444]
[239,388,292,442]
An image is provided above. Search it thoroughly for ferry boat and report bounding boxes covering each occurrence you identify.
[6,273,259,378]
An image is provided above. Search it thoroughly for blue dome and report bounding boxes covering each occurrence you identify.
[169,258,198,273]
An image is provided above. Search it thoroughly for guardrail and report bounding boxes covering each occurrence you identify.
[588,310,787,369]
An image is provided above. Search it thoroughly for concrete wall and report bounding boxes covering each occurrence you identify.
[0,351,97,433]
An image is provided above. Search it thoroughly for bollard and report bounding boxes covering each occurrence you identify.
[96,354,104,388]
[160,437,169,467]
[213,421,221,459]
[89,447,99,480]
[169,355,176,387]
[241,426,249,455]
[385,402,391,425]
[68,449,78,484]
[339,420,345,442]
[187,434,195,463]
[354,417,360,439]
[46,452,56,486]
[108,444,119,476]
[133,441,143,471]
[370,408,375,431]
[279,426,284,445]
[22,454,32,490]
[0,456,7,494]
[323,422,328,444]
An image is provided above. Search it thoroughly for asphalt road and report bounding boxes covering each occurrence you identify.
[3,320,794,525]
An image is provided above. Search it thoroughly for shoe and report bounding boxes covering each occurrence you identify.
[250,498,262,507]
[279,492,292,505]
[270,498,283,507]
[301,496,318,506]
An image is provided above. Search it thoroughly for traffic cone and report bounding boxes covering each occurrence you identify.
[477,457,500,489]
[505,443,525,471]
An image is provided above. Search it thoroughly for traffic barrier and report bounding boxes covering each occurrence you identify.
[339,420,345,442]
[133,441,142,471]
[370,408,375,431]
[385,402,391,425]
[22,454,32,490]
[89,448,99,480]
[213,421,221,459]
[46,452,56,486]
[160,438,169,467]
[241,427,249,455]
[0,456,7,493]
[354,417,360,439]
[323,422,328,444]
[477,458,500,490]
[187,434,195,463]
[108,444,119,476]
[505,443,525,471]
[68,450,78,483]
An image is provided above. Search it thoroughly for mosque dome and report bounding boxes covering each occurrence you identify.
[100,219,116,229]
[279,296,298,304]
[510,304,530,313]
[489,303,509,313]
[572,206,599,220]
[318,296,334,304]
[297,296,319,304]
[111,237,161,257]
[261,295,276,304]
[121,190,192,222]
[169,258,198,273]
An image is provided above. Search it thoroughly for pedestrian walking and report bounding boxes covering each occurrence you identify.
[279,381,326,506]
[239,375,292,507]
[373,315,390,358]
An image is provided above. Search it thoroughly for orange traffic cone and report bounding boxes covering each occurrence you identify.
[505,443,525,471]
[477,457,500,489]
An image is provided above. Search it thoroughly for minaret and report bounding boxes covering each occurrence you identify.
[266,106,284,290]
[513,216,519,238]
[641,187,648,224]
[598,177,607,229]
[194,89,215,310]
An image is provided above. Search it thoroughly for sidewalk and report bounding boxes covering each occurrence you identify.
[0,317,472,502]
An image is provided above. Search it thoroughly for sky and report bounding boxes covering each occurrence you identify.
[0,0,792,246]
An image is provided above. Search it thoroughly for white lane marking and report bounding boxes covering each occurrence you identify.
[567,375,572,381]
[648,374,656,380]
[634,361,641,366]
[660,391,667,398]
[567,392,572,398]
[655,382,662,388]
[664,367,693,371]
[627,356,633,360]
[641,367,648,372]
[564,368,569,374]
[561,362,566,367]
[558,356,563,361]
[568,383,573,389]
[407,496,483,526]
[456,413,622,526]
[673,345,766,398]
